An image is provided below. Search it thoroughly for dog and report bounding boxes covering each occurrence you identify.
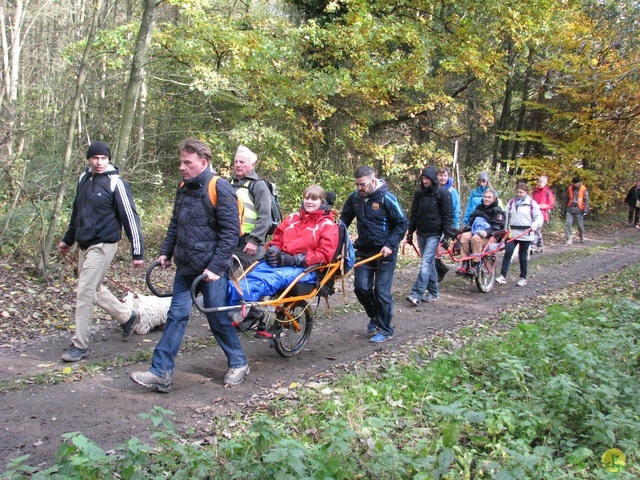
[122,291,172,335]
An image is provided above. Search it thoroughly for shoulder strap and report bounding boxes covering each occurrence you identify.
[247,178,259,198]
[207,175,219,207]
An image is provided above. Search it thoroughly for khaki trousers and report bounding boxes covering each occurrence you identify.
[72,243,132,349]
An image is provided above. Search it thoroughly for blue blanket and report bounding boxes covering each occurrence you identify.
[227,261,317,304]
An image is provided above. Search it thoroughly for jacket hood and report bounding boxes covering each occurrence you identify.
[421,166,438,187]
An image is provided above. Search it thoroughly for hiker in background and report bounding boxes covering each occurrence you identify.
[563,176,589,245]
[437,166,460,230]
[340,165,408,343]
[405,166,454,306]
[531,175,555,252]
[462,171,498,226]
[623,179,640,227]
[130,138,248,391]
[58,141,144,362]
[496,182,543,287]
[230,146,272,268]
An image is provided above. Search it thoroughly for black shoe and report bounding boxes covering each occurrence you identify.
[236,310,264,332]
[121,311,141,340]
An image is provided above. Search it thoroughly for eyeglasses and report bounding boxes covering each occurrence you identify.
[355,178,373,188]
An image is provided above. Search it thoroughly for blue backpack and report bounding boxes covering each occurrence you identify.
[338,219,356,275]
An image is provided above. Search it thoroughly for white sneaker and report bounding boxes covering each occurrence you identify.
[516,278,527,287]
[496,275,506,284]
[224,364,249,385]
[564,239,572,245]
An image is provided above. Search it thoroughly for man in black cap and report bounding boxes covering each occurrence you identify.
[58,141,145,362]
[562,175,589,245]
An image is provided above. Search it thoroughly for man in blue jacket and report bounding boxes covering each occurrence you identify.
[58,141,144,362]
[131,138,248,392]
[341,165,408,343]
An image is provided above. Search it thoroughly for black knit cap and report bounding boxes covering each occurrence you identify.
[572,176,581,184]
[86,141,112,160]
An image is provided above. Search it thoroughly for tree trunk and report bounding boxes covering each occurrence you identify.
[38,0,103,274]
[113,0,161,169]
[510,47,535,163]
[493,38,516,170]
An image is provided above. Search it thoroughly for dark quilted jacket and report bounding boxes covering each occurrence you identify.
[160,169,240,276]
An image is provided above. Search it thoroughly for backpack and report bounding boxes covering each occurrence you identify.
[198,176,245,235]
[336,219,355,276]
[246,179,282,236]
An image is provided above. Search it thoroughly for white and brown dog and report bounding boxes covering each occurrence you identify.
[122,291,172,335]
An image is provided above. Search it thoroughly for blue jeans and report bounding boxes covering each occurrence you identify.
[500,240,532,279]
[409,235,440,300]
[150,271,247,379]
[354,251,397,336]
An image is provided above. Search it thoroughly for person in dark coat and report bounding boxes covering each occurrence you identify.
[456,189,505,276]
[340,165,408,343]
[58,141,144,362]
[624,179,640,227]
[131,138,248,392]
[405,166,453,305]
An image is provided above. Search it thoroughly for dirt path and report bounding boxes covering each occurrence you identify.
[2,232,639,468]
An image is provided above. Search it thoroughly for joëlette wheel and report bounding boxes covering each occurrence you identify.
[273,300,313,357]
[476,255,496,293]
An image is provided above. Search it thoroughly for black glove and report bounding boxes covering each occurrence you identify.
[406,233,414,246]
[441,237,451,250]
[278,252,306,267]
[266,246,280,267]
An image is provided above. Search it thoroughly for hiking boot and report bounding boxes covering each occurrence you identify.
[405,295,419,306]
[537,245,544,253]
[130,370,172,393]
[496,275,507,284]
[579,233,584,243]
[516,278,528,287]
[224,364,250,386]
[467,263,479,276]
[121,310,141,340]
[61,346,88,362]
[370,333,393,343]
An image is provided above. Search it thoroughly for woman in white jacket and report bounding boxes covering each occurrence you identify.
[496,182,543,287]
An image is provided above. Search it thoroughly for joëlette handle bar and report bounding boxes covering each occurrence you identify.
[190,252,385,315]
[439,228,533,262]
[145,260,173,298]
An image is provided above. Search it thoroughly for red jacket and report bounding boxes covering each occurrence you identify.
[267,208,339,266]
[531,185,555,222]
